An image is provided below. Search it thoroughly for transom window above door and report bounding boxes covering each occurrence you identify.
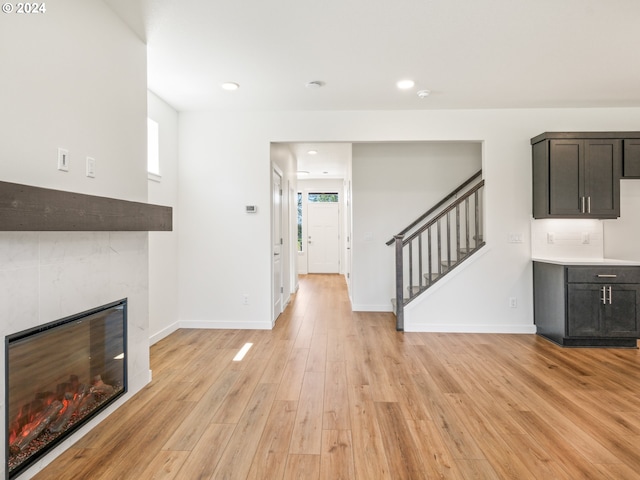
[308,193,339,202]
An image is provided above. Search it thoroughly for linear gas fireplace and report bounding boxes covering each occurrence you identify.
[5,299,128,479]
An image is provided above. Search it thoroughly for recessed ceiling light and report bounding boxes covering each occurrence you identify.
[221,82,239,91]
[305,81,325,89]
[297,170,310,175]
[417,89,431,98]
[307,150,318,155]
[322,171,329,175]
[397,79,415,90]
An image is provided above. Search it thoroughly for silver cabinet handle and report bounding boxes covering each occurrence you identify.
[581,197,585,213]
[587,196,591,214]
[608,286,612,304]
[601,286,607,305]
[596,274,617,278]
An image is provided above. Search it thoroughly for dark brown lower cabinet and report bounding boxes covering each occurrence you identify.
[534,261,640,347]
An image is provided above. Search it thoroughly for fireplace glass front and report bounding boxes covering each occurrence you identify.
[5,299,127,479]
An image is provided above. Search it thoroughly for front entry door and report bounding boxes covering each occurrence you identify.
[307,195,340,273]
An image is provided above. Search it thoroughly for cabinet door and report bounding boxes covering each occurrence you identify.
[623,139,640,178]
[583,140,621,217]
[567,284,603,336]
[604,284,640,337]
[549,140,583,216]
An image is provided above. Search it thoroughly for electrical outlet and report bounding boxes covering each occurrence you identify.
[509,297,517,308]
[242,294,249,305]
[582,232,590,244]
[57,148,69,171]
[547,232,555,244]
[86,157,95,178]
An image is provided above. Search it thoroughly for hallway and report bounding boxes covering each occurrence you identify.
[36,274,640,479]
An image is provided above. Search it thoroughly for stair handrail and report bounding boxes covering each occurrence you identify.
[385,169,482,246]
[403,180,484,246]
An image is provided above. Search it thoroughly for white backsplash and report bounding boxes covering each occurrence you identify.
[531,218,604,259]
[0,231,150,479]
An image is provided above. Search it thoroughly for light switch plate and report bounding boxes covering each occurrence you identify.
[86,157,95,178]
[57,148,69,172]
[508,233,523,243]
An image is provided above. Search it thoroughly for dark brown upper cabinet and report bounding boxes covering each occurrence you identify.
[623,139,640,178]
[531,132,640,219]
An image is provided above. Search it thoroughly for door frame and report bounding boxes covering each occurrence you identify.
[272,166,284,324]
[306,193,341,273]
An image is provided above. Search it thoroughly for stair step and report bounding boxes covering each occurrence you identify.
[407,286,428,295]
[391,298,403,315]
[440,260,457,271]
[422,273,441,283]
[391,297,411,311]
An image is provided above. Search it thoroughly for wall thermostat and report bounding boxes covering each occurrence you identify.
[245,205,257,213]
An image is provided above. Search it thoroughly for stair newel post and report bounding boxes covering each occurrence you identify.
[474,189,480,245]
[394,234,405,331]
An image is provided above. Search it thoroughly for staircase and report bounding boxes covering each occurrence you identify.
[387,170,485,331]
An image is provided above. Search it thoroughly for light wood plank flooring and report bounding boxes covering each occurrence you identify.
[35,274,640,479]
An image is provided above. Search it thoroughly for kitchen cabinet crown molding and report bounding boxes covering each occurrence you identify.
[0,181,172,231]
[532,131,640,144]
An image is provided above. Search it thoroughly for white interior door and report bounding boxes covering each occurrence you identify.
[272,169,283,321]
[307,200,340,273]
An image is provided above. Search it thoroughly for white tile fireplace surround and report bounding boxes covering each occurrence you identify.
[0,232,150,479]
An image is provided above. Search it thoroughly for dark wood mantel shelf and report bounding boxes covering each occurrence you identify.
[0,181,172,231]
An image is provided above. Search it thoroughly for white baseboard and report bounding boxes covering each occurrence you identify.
[404,323,537,334]
[179,320,273,330]
[351,304,393,312]
[148,320,272,344]
[149,321,180,345]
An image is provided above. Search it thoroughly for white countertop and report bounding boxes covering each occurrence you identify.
[532,257,640,266]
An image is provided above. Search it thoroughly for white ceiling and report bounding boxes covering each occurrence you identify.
[105,0,640,113]
[103,0,640,179]
[286,142,352,179]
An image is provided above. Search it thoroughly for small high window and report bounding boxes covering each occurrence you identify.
[147,118,160,177]
[297,192,303,252]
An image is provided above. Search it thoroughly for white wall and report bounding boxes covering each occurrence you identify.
[297,178,347,276]
[178,108,640,334]
[604,180,640,260]
[178,112,273,329]
[351,142,481,311]
[148,91,180,343]
[0,2,149,477]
